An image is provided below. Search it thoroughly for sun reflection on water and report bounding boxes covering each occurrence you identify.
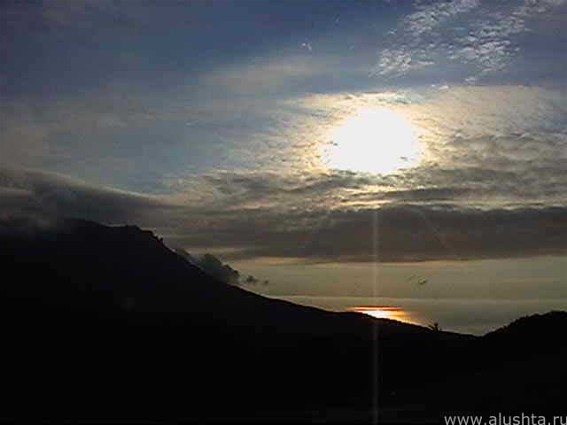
[349,306,417,324]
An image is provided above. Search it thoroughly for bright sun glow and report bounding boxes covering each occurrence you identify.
[325,107,421,174]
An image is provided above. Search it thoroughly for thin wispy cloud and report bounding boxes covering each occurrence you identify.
[203,54,327,95]
[373,0,567,80]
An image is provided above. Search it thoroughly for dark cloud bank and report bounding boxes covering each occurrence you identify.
[2,166,565,263]
[0,167,168,225]
[171,205,566,262]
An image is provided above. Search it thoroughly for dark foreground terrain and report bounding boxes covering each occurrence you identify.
[1,218,565,423]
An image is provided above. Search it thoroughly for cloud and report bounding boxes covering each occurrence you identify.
[0,71,335,185]
[372,0,567,80]
[0,167,169,224]
[1,0,146,35]
[159,167,567,262]
[0,101,53,166]
[2,166,565,262]
[0,82,255,189]
[287,86,567,204]
[166,202,567,263]
[203,54,328,95]
[0,87,166,170]
[5,83,563,221]
[404,0,480,36]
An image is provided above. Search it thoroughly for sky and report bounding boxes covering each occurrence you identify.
[1,0,566,333]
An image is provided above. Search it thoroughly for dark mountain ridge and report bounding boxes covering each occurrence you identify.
[1,218,565,423]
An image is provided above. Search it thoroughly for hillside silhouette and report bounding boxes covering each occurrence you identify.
[1,218,565,423]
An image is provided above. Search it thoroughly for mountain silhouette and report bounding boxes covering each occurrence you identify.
[1,218,565,423]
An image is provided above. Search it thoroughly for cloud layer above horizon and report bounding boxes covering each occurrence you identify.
[2,166,565,262]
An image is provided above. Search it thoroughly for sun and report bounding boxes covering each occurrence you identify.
[324,107,421,174]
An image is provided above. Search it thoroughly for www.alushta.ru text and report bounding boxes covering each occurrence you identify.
[444,413,567,425]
